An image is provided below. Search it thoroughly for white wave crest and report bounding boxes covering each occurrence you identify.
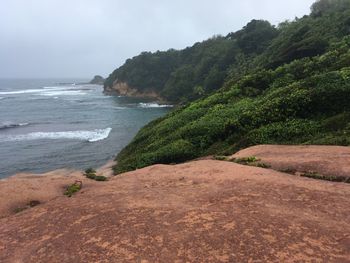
[112,106,127,110]
[138,103,173,108]
[0,128,112,143]
[0,89,45,95]
[0,122,29,130]
[0,86,90,96]
[41,90,87,96]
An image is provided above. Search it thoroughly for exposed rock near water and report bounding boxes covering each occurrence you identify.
[89,75,105,85]
[0,145,349,262]
[104,81,165,101]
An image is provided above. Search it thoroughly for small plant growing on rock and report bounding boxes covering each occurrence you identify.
[232,156,259,164]
[230,156,271,168]
[214,155,229,161]
[256,162,271,168]
[84,168,107,181]
[301,171,350,183]
[94,175,108,181]
[278,168,297,174]
[64,181,82,197]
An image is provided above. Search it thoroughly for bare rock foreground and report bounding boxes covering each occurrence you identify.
[0,146,349,262]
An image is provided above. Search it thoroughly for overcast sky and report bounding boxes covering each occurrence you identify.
[0,0,315,79]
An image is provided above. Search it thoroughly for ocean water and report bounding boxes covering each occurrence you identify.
[0,79,171,178]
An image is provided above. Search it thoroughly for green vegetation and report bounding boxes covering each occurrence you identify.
[94,176,108,181]
[84,168,107,181]
[112,1,350,174]
[278,168,297,175]
[232,156,259,164]
[105,0,350,104]
[84,168,97,179]
[213,155,229,161]
[230,156,271,168]
[64,181,82,197]
[105,20,277,104]
[301,172,350,183]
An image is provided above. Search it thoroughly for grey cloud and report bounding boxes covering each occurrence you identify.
[0,0,315,78]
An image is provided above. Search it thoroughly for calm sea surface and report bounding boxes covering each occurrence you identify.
[0,79,171,178]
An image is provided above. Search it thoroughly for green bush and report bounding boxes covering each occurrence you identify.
[94,176,108,181]
[64,182,82,197]
[85,168,96,174]
[84,168,107,181]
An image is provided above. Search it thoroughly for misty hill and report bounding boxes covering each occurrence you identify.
[104,0,350,104]
[112,0,350,174]
[104,20,278,103]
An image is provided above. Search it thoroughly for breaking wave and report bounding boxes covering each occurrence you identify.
[138,103,173,108]
[0,128,112,143]
[0,86,89,96]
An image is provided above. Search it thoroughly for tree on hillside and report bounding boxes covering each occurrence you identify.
[228,20,278,55]
[311,0,350,16]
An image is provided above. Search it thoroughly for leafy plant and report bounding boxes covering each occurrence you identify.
[84,168,107,181]
[64,181,82,197]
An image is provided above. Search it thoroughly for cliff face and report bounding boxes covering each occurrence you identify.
[104,81,164,101]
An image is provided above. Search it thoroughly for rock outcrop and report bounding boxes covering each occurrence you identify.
[89,75,105,85]
[0,146,349,262]
[104,81,163,100]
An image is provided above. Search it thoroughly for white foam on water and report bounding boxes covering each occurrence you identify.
[0,122,29,130]
[138,103,173,108]
[112,106,127,110]
[0,128,112,143]
[0,86,90,96]
[0,89,45,95]
[40,90,88,96]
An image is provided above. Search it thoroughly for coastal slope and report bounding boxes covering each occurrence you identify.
[0,145,349,262]
[109,1,350,174]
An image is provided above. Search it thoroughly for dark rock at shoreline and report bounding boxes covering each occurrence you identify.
[89,75,104,85]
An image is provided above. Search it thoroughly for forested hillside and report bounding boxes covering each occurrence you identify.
[113,0,350,174]
[104,20,278,103]
[105,0,350,104]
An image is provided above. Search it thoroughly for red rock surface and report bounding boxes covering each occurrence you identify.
[0,147,349,262]
[232,145,350,178]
